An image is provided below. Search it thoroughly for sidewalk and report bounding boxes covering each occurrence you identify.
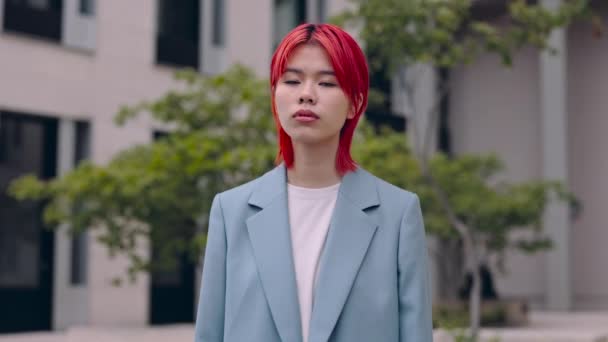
[436,311,608,342]
[0,324,193,342]
[1,312,607,342]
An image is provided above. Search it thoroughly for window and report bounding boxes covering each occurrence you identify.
[73,121,90,165]
[3,0,63,42]
[438,68,452,155]
[148,129,195,325]
[212,0,224,46]
[156,0,200,69]
[79,0,94,16]
[366,48,406,133]
[70,121,90,285]
[317,0,326,22]
[0,111,57,332]
[273,0,306,49]
[69,233,87,285]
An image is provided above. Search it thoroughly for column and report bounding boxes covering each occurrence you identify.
[540,0,571,311]
[395,63,441,302]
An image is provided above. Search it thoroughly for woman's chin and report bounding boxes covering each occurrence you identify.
[290,134,340,148]
[290,135,323,145]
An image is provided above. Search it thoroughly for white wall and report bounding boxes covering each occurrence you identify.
[226,0,273,76]
[567,19,608,310]
[0,0,178,328]
[449,47,546,308]
[449,14,608,310]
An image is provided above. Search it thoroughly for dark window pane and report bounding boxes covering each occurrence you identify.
[156,0,200,68]
[70,233,87,285]
[70,120,90,285]
[317,0,326,22]
[212,0,224,46]
[0,112,57,288]
[365,47,406,132]
[157,0,199,42]
[0,115,43,287]
[8,0,61,11]
[438,68,452,155]
[0,111,57,332]
[297,0,306,23]
[74,121,90,165]
[273,0,306,49]
[79,0,94,16]
[3,0,63,42]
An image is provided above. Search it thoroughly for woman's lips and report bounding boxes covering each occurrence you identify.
[293,110,319,122]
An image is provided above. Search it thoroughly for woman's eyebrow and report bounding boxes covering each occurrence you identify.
[285,67,336,76]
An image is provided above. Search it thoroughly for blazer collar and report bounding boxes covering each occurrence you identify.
[248,163,380,210]
[246,163,380,342]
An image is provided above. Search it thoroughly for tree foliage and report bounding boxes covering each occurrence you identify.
[8,6,591,327]
[335,0,592,337]
[9,61,577,285]
[334,0,595,72]
[10,65,276,281]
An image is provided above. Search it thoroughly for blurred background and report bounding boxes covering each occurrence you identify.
[0,0,607,341]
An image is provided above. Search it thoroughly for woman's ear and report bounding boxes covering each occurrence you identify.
[347,108,356,119]
[347,93,363,119]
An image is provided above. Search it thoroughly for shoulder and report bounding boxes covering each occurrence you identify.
[214,176,262,210]
[357,167,419,208]
[214,165,283,209]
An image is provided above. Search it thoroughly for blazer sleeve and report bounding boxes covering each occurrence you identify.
[398,194,433,342]
[194,194,227,342]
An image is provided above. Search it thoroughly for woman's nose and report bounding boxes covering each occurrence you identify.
[298,95,315,104]
[298,84,317,105]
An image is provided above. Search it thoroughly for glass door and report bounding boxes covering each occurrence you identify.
[0,111,57,333]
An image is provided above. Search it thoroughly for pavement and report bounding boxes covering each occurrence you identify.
[0,324,193,342]
[1,311,607,342]
[436,311,608,342]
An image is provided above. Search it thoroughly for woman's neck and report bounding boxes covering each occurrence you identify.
[287,139,341,188]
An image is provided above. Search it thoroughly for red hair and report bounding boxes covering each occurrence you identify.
[270,23,369,176]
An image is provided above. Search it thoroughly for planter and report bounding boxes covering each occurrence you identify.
[433,298,529,329]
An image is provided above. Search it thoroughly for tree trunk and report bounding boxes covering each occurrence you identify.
[469,263,481,340]
[437,238,465,300]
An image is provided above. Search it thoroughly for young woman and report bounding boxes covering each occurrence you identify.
[194,23,432,342]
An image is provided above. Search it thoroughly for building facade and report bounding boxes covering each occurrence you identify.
[0,0,606,334]
[448,2,608,311]
[0,0,356,333]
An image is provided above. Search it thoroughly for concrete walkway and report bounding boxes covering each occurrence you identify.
[1,312,607,342]
[436,312,608,342]
[0,324,194,342]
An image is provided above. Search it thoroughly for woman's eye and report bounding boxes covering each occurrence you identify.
[320,82,337,87]
[284,80,300,85]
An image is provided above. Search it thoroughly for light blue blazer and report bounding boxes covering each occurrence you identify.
[194,164,433,342]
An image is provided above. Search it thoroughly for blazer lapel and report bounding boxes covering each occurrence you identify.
[308,167,380,342]
[246,164,303,342]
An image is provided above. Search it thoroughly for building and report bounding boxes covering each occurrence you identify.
[0,0,606,335]
[445,1,608,312]
[0,0,358,333]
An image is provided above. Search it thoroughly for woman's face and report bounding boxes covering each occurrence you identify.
[274,44,352,146]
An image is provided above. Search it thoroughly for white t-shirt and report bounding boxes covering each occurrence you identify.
[287,182,340,342]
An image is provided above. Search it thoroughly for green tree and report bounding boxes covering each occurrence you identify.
[8,2,595,339]
[336,0,592,338]
[7,64,424,287]
[10,65,276,282]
